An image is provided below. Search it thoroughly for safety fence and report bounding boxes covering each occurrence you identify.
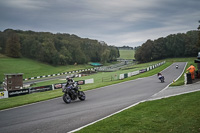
[0,78,94,99]
[101,61,166,82]
[23,68,97,81]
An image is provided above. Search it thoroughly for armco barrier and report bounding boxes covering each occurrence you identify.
[119,61,165,80]
[23,68,97,81]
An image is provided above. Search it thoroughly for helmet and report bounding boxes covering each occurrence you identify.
[66,76,71,81]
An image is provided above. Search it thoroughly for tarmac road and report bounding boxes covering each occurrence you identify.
[0,62,187,133]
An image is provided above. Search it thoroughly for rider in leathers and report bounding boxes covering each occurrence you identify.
[66,76,78,94]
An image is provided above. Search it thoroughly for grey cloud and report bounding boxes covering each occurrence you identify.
[0,0,199,47]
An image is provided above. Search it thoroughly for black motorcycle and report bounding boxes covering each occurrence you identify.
[62,84,85,104]
[159,76,165,83]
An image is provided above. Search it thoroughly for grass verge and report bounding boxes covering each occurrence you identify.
[0,56,93,82]
[119,49,135,59]
[76,91,200,133]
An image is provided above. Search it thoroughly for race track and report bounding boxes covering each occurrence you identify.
[0,62,186,133]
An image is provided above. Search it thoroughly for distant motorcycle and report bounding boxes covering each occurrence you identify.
[62,83,85,104]
[176,65,179,69]
[157,72,164,83]
[159,76,165,83]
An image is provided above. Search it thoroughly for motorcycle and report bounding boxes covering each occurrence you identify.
[159,76,165,83]
[176,65,179,69]
[62,83,85,104]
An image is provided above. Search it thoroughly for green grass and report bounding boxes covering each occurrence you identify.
[0,56,93,82]
[119,49,135,59]
[76,91,200,133]
[0,89,62,110]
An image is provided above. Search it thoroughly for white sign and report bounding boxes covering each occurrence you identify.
[119,74,124,79]
[85,78,94,84]
[0,91,8,99]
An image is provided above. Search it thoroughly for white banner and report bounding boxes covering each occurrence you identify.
[128,72,132,77]
[0,91,8,99]
[131,70,139,76]
[85,78,94,84]
[119,74,124,79]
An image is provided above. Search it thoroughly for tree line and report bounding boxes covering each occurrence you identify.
[134,30,200,63]
[0,29,120,65]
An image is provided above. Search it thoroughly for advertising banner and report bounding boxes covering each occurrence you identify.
[29,85,52,93]
[124,73,128,78]
[54,83,62,89]
[131,70,139,76]
[119,74,124,79]
[139,69,147,73]
[128,72,132,77]
[76,80,85,85]
[8,89,29,97]
[85,78,94,84]
[0,91,8,99]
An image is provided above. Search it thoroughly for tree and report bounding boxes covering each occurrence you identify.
[101,49,110,63]
[135,40,154,63]
[38,38,57,64]
[5,32,21,58]
[109,46,119,61]
[59,46,72,65]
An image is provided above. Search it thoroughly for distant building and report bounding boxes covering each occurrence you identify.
[4,73,23,91]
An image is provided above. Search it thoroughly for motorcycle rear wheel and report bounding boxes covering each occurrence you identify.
[63,94,71,104]
[78,91,86,101]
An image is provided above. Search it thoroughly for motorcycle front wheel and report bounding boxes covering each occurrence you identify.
[63,93,71,104]
[78,91,86,101]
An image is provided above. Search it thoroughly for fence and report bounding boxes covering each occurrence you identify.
[0,78,94,99]
[102,61,166,81]
[23,68,97,81]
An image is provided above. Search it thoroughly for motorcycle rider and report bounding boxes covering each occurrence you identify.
[66,76,74,86]
[176,64,179,69]
[157,72,163,80]
[66,76,78,94]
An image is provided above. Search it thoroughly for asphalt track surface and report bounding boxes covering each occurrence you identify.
[0,62,186,133]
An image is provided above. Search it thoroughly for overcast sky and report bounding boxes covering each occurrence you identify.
[0,0,200,47]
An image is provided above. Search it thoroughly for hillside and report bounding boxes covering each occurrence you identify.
[0,56,93,83]
[0,29,119,65]
[119,49,135,59]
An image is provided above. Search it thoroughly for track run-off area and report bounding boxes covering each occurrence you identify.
[0,62,187,133]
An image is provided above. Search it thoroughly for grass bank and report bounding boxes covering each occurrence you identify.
[0,56,93,82]
[76,91,200,133]
[119,49,135,59]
